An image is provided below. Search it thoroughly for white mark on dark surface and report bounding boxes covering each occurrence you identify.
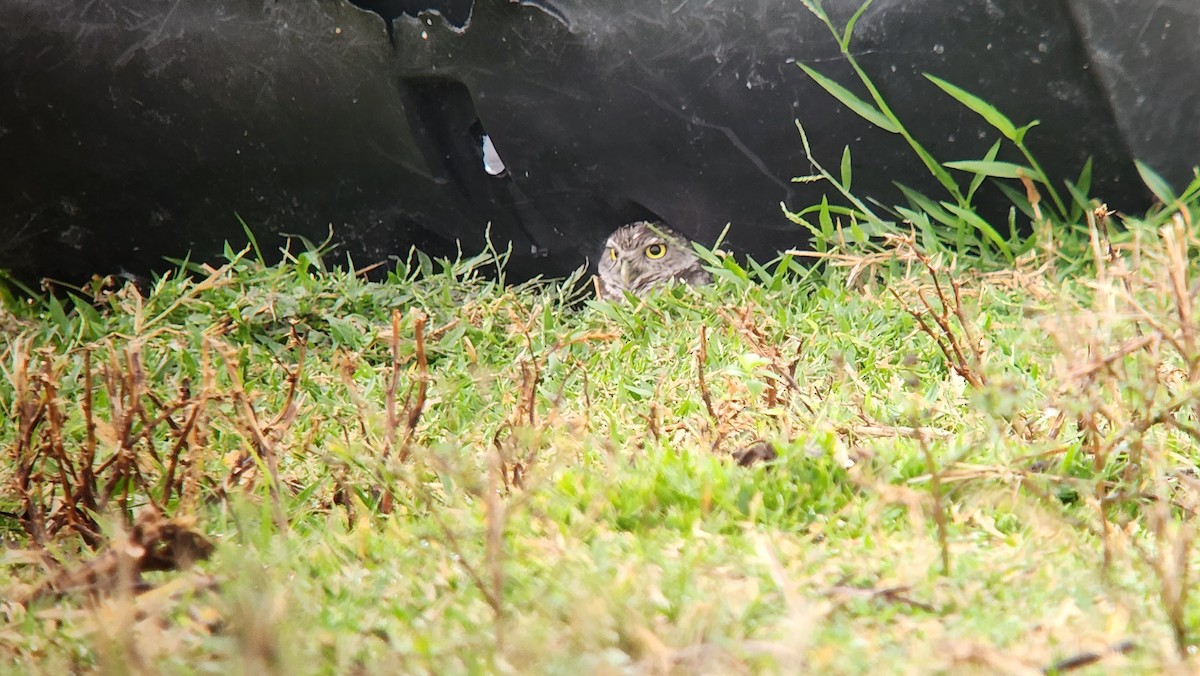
[482,134,507,176]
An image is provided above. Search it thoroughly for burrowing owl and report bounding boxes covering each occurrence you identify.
[597,221,711,300]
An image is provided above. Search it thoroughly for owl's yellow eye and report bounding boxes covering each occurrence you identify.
[607,247,617,260]
[645,243,666,259]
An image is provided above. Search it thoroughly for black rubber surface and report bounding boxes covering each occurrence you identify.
[1,0,1192,284]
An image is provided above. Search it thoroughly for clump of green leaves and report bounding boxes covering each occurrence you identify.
[787,0,1200,271]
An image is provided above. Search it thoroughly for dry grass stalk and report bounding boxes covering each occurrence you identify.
[785,230,923,288]
[697,326,717,423]
[695,325,727,453]
[5,334,224,549]
[888,244,988,390]
[717,304,807,412]
[1019,173,1055,278]
[213,328,305,532]
[1040,211,1200,656]
[396,308,430,463]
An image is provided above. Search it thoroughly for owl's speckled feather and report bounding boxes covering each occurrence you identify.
[597,221,711,300]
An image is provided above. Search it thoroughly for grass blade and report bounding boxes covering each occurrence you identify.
[943,202,1013,261]
[1064,157,1094,222]
[840,146,853,192]
[1013,120,1041,145]
[237,213,265,265]
[1178,171,1200,203]
[1135,160,1177,204]
[945,160,1037,180]
[798,64,900,133]
[995,182,1036,220]
[840,0,878,47]
[925,74,1017,140]
[897,184,957,228]
[966,141,1003,203]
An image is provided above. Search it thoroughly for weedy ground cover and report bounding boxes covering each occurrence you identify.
[5,1,1200,671]
[2,196,1200,673]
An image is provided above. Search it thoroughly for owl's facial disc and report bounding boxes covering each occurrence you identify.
[620,259,632,287]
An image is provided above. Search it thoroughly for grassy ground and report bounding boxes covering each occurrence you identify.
[3,198,1200,673]
[7,2,1199,672]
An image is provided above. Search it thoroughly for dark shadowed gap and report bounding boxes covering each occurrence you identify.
[396,77,545,258]
[346,0,474,42]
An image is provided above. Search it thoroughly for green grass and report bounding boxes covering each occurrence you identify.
[3,201,1200,673]
[5,2,1200,670]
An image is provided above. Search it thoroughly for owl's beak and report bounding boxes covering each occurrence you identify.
[620,260,632,287]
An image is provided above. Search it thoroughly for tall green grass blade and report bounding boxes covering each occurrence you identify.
[925,74,1017,140]
[896,206,945,254]
[926,73,1067,217]
[793,119,884,223]
[714,256,751,284]
[1063,180,1090,222]
[797,64,900,133]
[1013,121,1041,145]
[945,160,1037,180]
[237,213,265,265]
[768,251,800,290]
[897,184,958,229]
[964,141,1003,202]
[796,0,839,39]
[0,268,39,301]
[798,1,966,204]
[1065,157,1094,223]
[1135,160,1177,204]
[818,196,836,241]
[840,0,878,47]
[840,146,853,192]
[1178,171,1200,203]
[943,202,1013,261]
[995,182,1036,220]
[69,294,102,338]
[748,257,775,286]
[45,294,72,337]
[849,217,868,244]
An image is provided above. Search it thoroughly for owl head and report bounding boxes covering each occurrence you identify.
[597,221,711,300]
